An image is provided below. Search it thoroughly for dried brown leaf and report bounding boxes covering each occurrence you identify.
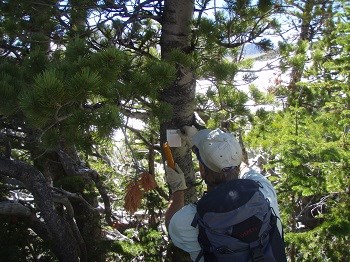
[124,180,142,214]
[139,172,158,192]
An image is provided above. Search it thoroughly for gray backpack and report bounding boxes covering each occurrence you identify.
[191,179,287,262]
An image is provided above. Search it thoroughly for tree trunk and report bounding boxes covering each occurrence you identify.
[31,145,103,261]
[0,158,81,261]
[56,144,104,262]
[160,0,197,204]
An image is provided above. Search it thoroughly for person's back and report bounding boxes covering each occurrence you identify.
[165,128,287,261]
[191,176,286,261]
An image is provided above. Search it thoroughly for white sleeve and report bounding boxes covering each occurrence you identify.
[168,204,203,261]
[240,167,283,235]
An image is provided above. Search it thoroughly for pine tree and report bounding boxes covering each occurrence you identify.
[246,1,350,261]
[0,0,284,260]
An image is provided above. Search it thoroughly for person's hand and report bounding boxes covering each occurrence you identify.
[179,125,198,147]
[165,164,187,193]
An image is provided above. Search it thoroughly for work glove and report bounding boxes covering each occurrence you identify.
[165,164,187,193]
[179,125,198,147]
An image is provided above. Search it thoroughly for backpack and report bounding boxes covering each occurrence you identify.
[191,179,287,262]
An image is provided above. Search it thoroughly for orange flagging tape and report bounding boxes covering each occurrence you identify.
[163,142,175,169]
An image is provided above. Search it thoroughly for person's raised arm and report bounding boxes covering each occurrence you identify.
[164,164,187,229]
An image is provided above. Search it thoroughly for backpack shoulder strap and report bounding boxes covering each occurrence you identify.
[194,250,204,262]
[191,201,198,228]
[268,210,288,262]
[191,212,199,228]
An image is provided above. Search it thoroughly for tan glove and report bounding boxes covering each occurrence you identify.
[179,125,198,147]
[165,164,187,193]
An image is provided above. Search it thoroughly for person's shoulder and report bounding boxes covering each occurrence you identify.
[168,203,200,254]
[240,165,274,188]
[239,164,260,179]
[239,165,279,203]
[170,203,197,224]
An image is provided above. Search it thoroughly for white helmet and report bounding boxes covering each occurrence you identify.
[192,128,243,173]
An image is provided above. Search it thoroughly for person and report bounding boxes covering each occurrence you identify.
[164,127,283,261]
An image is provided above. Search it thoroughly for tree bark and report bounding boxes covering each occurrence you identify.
[0,201,31,216]
[56,146,104,262]
[0,157,81,261]
[160,0,198,204]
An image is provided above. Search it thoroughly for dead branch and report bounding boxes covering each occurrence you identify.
[0,157,81,260]
[0,201,31,216]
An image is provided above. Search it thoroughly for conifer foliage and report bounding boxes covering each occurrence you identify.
[246,1,350,261]
[1,0,348,261]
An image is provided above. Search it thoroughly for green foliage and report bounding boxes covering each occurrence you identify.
[257,0,274,13]
[204,60,238,81]
[246,105,349,260]
[101,239,143,261]
[245,5,350,258]
[22,48,50,76]
[166,49,194,69]
[195,17,220,44]
[127,59,177,98]
[91,105,123,139]
[0,59,30,115]
[1,0,349,261]
[19,69,65,127]
[9,41,158,150]
[195,0,278,82]
[249,85,272,104]
[108,226,168,262]
[65,38,90,62]
[138,228,166,261]
[151,101,173,124]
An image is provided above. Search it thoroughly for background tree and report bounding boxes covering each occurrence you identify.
[246,1,350,261]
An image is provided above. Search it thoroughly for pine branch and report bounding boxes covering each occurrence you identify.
[0,200,55,246]
[121,127,144,173]
[119,107,150,120]
[124,0,162,23]
[51,186,97,213]
[52,193,87,261]
[89,171,114,227]
[90,150,113,166]
[56,148,114,226]
[0,201,31,216]
[0,157,81,260]
[125,125,160,150]
[0,41,23,60]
